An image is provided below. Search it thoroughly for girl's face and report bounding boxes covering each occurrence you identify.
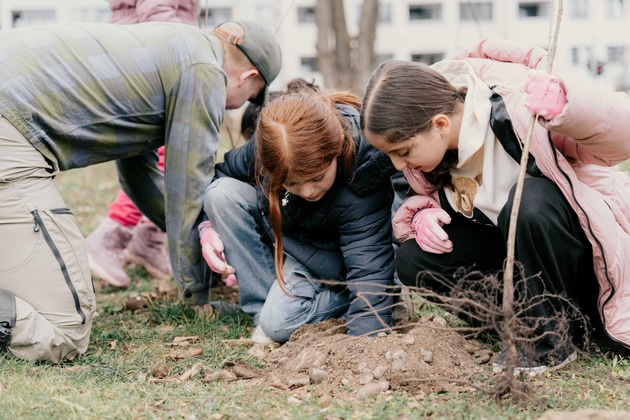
[366,114,456,172]
[283,159,338,202]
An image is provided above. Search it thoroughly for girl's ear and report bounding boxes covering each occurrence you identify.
[432,114,451,136]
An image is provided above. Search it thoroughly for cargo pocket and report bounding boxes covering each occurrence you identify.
[31,208,94,325]
[0,213,43,274]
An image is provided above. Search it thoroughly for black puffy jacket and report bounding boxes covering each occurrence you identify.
[215,104,398,336]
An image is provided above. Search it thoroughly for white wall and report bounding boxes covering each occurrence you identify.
[1,0,628,91]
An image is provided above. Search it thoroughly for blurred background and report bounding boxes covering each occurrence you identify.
[1,0,628,96]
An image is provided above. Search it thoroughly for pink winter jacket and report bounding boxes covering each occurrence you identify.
[108,0,200,25]
[393,38,630,347]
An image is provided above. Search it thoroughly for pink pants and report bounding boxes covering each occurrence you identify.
[108,146,165,227]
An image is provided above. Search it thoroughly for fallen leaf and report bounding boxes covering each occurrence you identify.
[152,365,168,378]
[202,370,237,383]
[172,336,199,346]
[188,348,203,357]
[123,297,148,311]
[230,364,258,379]
[179,362,203,381]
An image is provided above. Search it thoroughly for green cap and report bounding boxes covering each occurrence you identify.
[214,20,282,106]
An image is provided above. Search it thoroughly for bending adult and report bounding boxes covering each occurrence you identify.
[0,20,281,362]
[85,0,202,288]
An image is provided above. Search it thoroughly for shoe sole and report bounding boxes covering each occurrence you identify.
[492,350,578,376]
[87,254,130,288]
[124,251,172,281]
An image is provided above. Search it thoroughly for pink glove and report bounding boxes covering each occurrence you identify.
[223,273,238,287]
[411,208,453,254]
[524,70,567,120]
[199,220,235,275]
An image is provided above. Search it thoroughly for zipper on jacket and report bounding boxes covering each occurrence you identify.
[547,134,614,332]
[31,209,86,324]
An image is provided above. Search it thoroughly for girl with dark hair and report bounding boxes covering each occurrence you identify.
[200,91,398,344]
[360,38,630,375]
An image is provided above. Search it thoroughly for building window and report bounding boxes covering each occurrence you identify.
[571,46,592,66]
[569,0,588,18]
[460,2,493,21]
[355,3,393,25]
[409,4,442,20]
[254,4,274,27]
[12,9,55,27]
[298,7,316,23]
[301,57,319,73]
[411,52,445,65]
[198,8,231,28]
[378,3,393,23]
[605,0,625,18]
[608,46,626,64]
[518,2,550,17]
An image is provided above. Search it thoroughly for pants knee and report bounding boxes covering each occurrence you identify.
[203,178,235,215]
[498,178,564,232]
[395,240,429,288]
[203,178,256,219]
[258,311,294,344]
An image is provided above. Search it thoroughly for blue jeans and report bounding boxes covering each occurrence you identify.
[203,178,350,340]
[259,254,350,343]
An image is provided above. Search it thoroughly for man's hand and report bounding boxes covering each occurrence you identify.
[199,220,235,275]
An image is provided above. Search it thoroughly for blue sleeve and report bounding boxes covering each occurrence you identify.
[338,187,395,336]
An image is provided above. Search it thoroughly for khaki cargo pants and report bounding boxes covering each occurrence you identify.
[0,116,95,363]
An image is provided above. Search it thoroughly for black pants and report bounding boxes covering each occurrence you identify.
[396,178,599,356]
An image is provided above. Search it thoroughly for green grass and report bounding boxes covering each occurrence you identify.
[1,163,630,419]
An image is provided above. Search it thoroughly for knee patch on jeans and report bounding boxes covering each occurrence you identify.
[0,289,16,347]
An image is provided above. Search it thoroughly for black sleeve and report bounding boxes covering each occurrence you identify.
[214,134,258,182]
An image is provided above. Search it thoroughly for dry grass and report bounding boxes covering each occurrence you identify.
[0,163,629,419]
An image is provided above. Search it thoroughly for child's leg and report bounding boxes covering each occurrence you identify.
[107,190,143,227]
[203,177,276,324]
[395,213,506,293]
[107,146,165,227]
[498,177,597,359]
[258,255,351,344]
[87,146,168,287]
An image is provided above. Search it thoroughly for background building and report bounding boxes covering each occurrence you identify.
[0,0,628,92]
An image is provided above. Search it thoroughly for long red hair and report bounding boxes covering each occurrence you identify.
[256,91,359,293]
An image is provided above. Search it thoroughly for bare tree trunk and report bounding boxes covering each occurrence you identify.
[332,0,353,90]
[316,0,379,95]
[355,0,378,94]
[315,0,337,88]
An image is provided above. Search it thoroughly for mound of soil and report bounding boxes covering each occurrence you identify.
[142,282,496,400]
[244,315,495,400]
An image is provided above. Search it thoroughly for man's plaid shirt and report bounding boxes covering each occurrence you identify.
[0,21,227,304]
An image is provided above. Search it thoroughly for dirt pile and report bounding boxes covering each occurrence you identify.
[228,315,496,400]
[143,282,497,399]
